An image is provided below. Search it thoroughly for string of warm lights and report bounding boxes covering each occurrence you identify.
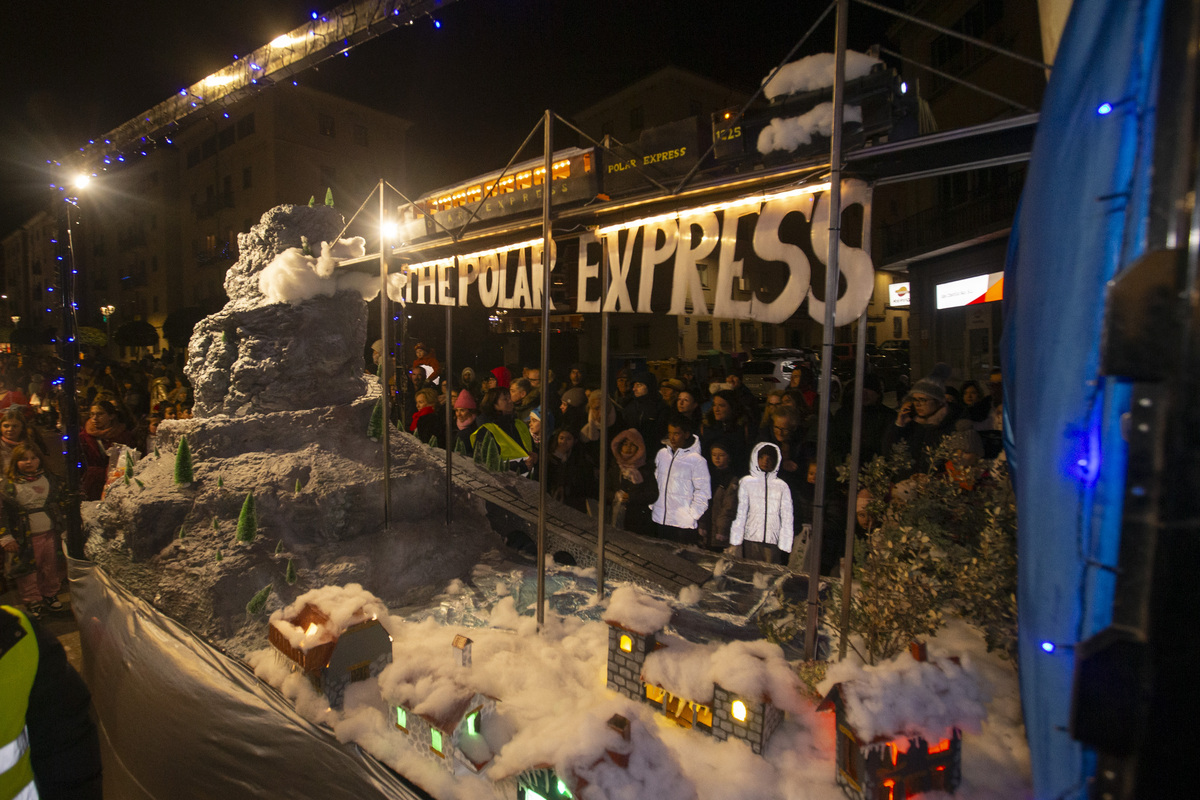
[595,181,830,235]
[53,0,456,182]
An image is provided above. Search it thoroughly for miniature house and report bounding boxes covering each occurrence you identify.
[268,602,392,710]
[605,618,788,755]
[818,644,977,799]
[517,714,632,800]
[392,688,497,775]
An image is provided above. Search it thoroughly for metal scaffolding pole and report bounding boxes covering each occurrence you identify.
[378,181,392,527]
[805,0,848,661]
[596,231,611,599]
[445,261,456,526]
[536,111,552,628]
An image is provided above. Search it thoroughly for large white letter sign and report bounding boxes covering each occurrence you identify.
[751,194,813,324]
[477,252,501,308]
[669,211,718,316]
[602,228,637,312]
[458,257,481,307]
[530,239,558,311]
[807,179,875,326]
[636,219,679,314]
[575,230,602,313]
[712,205,757,319]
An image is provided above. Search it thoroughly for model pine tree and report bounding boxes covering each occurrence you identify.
[174,435,194,484]
[236,492,257,542]
[324,187,334,207]
[285,558,297,585]
[427,435,438,449]
[246,583,272,615]
[367,398,384,441]
[454,436,470,457]
[124,450,134,480]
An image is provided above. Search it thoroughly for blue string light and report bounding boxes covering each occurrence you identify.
[433,18,441,28]
[1040,641,1055,653]
[1097,102,1113,115]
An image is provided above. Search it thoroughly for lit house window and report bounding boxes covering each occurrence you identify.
[731,700,747,722]
[619,635,632,653]
[430,729,444,756]
[395,707,407,731]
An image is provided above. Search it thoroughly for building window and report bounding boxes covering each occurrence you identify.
[697,321,712,346]
[243,166,253,189]
[894,317,903,338]
[720,322,733,349]
[218,126,235,150]
[354,124,368,147]
[760,325,774,347]
[187,148,201,168]
[202,136,217,160]
[629,106,645,135]
[237,113,256,138]
[319,114,336,137]
[205,234,217,255]
[635,325,651,347]
[740,322,756,348]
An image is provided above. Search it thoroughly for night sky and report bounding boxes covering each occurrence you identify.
[0,0,900,234]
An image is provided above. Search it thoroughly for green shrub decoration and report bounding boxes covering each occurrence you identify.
[246,584,273,615]
[174,435,194,484]
[236,492,257,543]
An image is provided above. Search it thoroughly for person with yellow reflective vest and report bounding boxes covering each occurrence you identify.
[0,605,101,799]
[471,387,535,474]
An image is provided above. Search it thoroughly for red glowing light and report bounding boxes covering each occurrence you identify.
[928,738,951,754]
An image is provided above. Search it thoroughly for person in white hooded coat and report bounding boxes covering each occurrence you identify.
[650,414,711,545]
[729,442,795,564]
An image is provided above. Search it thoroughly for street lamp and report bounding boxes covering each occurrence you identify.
[101,304,115,350]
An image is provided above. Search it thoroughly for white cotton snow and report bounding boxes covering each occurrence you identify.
[642,637,806,713]
[757,103,863,154]
[248,577,1031,800]
[271,582,393,642]
[761,50,882,100]
[258,236,381,303]
[819,648,991,745]
[604,585,673,634]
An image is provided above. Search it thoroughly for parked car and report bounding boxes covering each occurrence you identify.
[741,349,812,401]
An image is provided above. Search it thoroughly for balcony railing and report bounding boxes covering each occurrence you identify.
[878,175,1024,264]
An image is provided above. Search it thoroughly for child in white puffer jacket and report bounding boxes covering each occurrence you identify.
[729,442,794,565]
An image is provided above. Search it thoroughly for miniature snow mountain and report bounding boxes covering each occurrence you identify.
[85,202,501,649]
[186,203,378,417]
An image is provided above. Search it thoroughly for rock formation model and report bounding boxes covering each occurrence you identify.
[84,203,498,653]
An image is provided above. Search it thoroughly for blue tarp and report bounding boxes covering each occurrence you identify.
[1002,1,1163,797]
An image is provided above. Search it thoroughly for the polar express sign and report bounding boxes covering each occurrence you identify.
[391,180,874,327]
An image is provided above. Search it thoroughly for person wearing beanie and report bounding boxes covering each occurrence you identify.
[659,378,685,409]
[883,362,983,476]
[449,389,480,454]
[622,371,667,455]
[558,386,589,432]
[610,367,634,413]
[486,366,511,390]
[412,342,442,384]
[828,371,894,469]
[698,437,740,550]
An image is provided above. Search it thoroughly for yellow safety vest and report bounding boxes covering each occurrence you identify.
[470,421,533,462]
[0,606,38,800]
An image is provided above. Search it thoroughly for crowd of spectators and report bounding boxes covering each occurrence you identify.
[388,343,1005,576]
